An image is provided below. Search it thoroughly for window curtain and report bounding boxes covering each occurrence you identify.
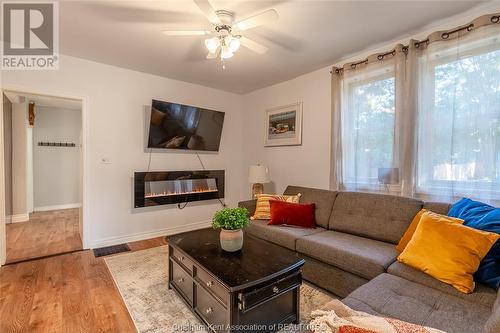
[408,19,500,203]
[330,68,343,190]
[331,13,499,203]
[331,45,406,192]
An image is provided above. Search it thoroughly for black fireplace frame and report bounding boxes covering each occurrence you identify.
[134,170,225,208]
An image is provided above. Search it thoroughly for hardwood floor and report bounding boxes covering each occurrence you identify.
[127,236,167,252]
[0,237,167,333]
[6,209,83,264]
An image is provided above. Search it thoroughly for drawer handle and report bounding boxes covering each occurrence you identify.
[206,281,214,287]
[272,286,279,294]
[205,307,213,315]
[177,278,184,283]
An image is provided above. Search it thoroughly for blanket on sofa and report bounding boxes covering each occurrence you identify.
[309,300,445,333]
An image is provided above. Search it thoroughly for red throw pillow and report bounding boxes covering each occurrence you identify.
[268,200,316,228]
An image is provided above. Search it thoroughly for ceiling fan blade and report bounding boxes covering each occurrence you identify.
[206,47,220,59]
[235,9,278,31]
[239,36,268,54]
[193,0,221,24]
[162,30,209,36]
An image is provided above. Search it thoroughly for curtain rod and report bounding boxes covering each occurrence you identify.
[330,14,499,74]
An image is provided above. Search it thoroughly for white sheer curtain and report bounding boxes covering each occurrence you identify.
[336,47,405,192]
[413,25,500,203]
[331,14,499,203]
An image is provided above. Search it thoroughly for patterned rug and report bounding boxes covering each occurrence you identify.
[104,245,337,333]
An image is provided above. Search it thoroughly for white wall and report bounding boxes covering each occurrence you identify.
[241,68,332,196]
[3,95,12,217]
[0,86,7,264]
[33,106,82,210]
[11,102,28,216]
[240,4,500,198]
[2,54,244,248]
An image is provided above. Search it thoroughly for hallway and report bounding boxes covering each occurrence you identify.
[6,208,82,264]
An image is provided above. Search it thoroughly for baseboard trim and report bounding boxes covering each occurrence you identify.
[11,214,29,223]
[34,203,82,212]
[90,220,211,249]
[4,216,12,224]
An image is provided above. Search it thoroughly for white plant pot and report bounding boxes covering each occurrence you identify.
[219,229,243,252]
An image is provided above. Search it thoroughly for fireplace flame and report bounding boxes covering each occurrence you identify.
[145,187,218,198]
[144,178,218,199]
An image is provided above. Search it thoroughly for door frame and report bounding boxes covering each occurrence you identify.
[0,85,89,265]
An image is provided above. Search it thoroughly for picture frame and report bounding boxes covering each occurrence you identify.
[264,102,303,147]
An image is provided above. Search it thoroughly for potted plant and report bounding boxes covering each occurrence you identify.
[212,207,249,252]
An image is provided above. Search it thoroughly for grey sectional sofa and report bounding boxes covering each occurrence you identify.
[238,185,499,333]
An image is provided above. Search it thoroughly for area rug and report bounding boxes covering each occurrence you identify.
[104,245,337,333]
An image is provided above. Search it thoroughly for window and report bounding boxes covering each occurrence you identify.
[417,44,500,198]
[342,68,398,189]
[332,22,499,201]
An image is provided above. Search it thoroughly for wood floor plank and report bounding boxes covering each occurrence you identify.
[127,236,167,252]
[1,261,44,333]
[0,236,170,332]
[28,256,63,333]
[6,209,83,263]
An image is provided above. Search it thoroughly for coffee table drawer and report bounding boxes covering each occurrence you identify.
[171,260,193,305]
[171,247,194,274]
[239,271,301,312]
[195,284,228,333]
[196,266,228,306]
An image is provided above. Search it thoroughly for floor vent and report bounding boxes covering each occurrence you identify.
[93,244,130,257]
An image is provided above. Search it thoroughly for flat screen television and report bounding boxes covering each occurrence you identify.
[147,99,225,151]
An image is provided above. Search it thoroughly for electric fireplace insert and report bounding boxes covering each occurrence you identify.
[134,170,224,208]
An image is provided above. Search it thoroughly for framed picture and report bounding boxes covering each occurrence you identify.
[265,102,303,147]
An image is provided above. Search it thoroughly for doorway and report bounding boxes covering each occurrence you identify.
[2,91,84,263]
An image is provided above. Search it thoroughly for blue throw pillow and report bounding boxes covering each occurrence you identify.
[448,198,500,289]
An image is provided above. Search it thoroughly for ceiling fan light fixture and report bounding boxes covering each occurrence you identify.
[205,37,220,53]
[227,37,240,52]
[220,45,234,59]
[163,1,278,65]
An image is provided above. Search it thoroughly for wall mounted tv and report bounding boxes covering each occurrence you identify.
[147,99,225,151]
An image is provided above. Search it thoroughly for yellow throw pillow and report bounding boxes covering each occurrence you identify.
[396,209,464,252]
[398,212,499,293]
[251,193,301,220]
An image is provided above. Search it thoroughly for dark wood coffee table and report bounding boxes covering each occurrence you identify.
[168,228,305,333]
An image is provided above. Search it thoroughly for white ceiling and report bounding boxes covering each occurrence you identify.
[59,0,485,94]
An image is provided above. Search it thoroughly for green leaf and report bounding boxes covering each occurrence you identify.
[211,207,249,230]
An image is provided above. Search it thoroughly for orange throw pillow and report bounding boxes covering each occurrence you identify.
[396,209,464,252]
[398,214,499,293]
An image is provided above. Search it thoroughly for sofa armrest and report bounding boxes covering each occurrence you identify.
[238,199,256,217]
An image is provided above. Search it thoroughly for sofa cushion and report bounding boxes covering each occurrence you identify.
[245,220,325,251]
[387,261,497,308]
[484,289,500,333]
[300,254,369,298]
[328,192,423,244]
[296,230,398,280]
[283,186,338,229]
[343,273,491,333]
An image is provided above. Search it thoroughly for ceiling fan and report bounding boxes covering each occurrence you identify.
[162,0,278,65]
